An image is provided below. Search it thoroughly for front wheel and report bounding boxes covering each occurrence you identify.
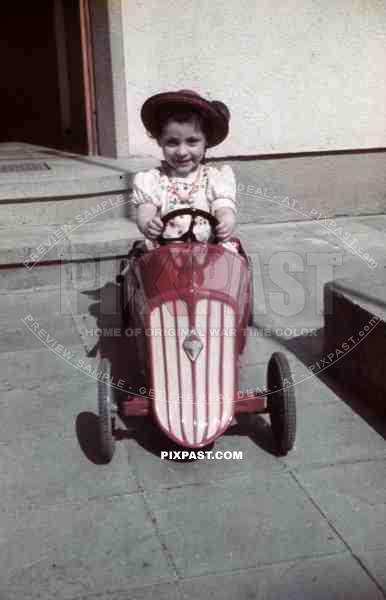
[267,352,296,455]
[97,358,117,461]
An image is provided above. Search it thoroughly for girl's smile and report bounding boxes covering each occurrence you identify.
[158,120,206,177]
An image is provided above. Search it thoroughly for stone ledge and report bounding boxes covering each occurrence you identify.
[0,192,134,226]
[0,218,141,267]
[0,142,160,201]
[324,278,386,415]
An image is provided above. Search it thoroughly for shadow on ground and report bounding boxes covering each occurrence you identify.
[249,320,386,440]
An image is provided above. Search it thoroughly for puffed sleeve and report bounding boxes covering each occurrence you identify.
[207,165,237,213]
[131,169,162,208]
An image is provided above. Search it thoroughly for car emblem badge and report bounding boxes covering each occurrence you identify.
[183,329,203,362]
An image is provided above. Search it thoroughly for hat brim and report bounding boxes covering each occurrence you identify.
[141,92,229,148]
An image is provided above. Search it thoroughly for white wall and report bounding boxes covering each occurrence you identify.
[120,0,386,157]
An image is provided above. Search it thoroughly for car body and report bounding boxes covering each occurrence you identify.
[97,209,296,460]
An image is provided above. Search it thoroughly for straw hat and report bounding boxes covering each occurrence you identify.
[141,89,230,147]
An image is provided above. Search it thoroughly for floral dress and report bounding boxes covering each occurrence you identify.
[131,163,237,216]
[131,163,238,250]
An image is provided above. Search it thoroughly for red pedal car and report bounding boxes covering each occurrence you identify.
[97,209,296,460]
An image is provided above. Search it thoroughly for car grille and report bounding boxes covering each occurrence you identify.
[149,298,236,446]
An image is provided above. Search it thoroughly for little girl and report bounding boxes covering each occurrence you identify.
[131,89,238,248]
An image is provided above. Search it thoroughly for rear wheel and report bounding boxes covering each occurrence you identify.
[97,358,117,461]
[267,352,296,455]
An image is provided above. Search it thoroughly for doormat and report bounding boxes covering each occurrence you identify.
[0,162,50,173]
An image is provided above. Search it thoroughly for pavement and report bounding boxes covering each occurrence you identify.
[0,205,385,597]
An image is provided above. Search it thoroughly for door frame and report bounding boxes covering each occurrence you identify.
[80,0,98,154]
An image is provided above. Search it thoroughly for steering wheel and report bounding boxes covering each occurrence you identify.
[158,208,219,244]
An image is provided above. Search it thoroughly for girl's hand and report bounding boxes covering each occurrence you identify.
[136,204,164,239]
[215,208,236,241]
[143,216,164,239]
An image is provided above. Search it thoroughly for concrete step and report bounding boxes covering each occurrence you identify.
[0,192,135,227]
[0,142,159,226]
[0,218,139,268]
[324,276,386,415]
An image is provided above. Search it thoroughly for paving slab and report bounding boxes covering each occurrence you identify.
[0,224,68,265]
[239,361,266,390]
[242,328,295,366]
[59,260,124,307]
[0,346,96,440]
[0,377,92,441]
[0,288,82,353]
[0,258,124,293]
[0,315,79,353]
[241,362,338,406]
[243,218,386,334]
[68,551,386,600]
[239,219,384,285]
[178,552,385,600]
[0,264,66,292]
[358,549,386,595]
[0,495,175,599]
[295,461,386,553]
[66,582,182,600]
[0,286,72,320]
[0,344,87,392]
[145,472,345,578]
[0,432,137,512]
[283,401,386,467]
[126,432,285,493]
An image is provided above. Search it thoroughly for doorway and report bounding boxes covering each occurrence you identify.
[0,0,96,155]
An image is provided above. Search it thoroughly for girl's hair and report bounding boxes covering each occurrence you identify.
[150,105,212,141]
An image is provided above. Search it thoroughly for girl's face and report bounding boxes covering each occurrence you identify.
[158,118,206,176]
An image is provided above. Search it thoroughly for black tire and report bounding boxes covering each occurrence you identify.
[267,352,296,455]
[97,358,116,461]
